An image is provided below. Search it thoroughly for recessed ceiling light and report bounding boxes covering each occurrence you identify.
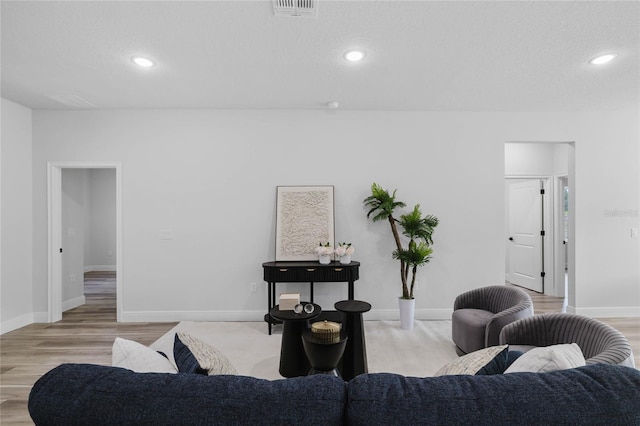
[344,50,365,62]
[589,53,617,65]
[131,56,155,68]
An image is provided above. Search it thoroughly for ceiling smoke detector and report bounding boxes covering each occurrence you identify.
[273,0,318,18]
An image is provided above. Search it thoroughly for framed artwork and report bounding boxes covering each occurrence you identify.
[275,185,335,261]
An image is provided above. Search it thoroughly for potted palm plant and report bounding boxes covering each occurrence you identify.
[363,183,438,330]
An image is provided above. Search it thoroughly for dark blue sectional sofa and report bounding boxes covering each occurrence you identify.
[29,363,640,425]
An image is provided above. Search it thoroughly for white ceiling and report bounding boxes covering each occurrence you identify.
[1,0,638,111]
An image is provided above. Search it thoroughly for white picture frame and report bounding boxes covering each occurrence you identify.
[275,185,335,261]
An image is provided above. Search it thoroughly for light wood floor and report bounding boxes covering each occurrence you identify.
[0,272,177,425]
[1,275,638,425]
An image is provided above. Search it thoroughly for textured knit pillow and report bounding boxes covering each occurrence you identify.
[173,332,237,375]
[112,337,177,373]
[434,345,509,376]
[504,343,585,373]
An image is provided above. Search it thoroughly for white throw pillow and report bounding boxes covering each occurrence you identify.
[434,345,509,376]
[112,337,178,373]
[504,343,586,374]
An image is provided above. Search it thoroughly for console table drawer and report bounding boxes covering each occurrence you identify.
[263,264,358,282]
[263,267,300,282]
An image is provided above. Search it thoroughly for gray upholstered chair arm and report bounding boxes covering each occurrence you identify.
[485,303,534,347]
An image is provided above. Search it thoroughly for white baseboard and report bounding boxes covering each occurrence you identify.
[33,312,49,323]
[120,310,266,322]
[1,312,57,333]
[365,308,453,321]
[84,265,116,272]
[1,312,34,335]
[62,296,86,312]
[119,308,453,323]
[571,306,640,318]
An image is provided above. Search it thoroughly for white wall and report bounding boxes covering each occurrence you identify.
[85,169,116,271]
[61,169,86,310]
[27,109,639,322]
[1,98,34,333]
[505,143,556,176]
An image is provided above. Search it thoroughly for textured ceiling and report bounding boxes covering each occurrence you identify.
[1,0,638,111]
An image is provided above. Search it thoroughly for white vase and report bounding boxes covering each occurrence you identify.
[318,254,331,264]
[398,297,415,330]
[339,254,351,264]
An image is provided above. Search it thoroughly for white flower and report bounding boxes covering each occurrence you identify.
[335,243,355,256]
[315,243,334,256]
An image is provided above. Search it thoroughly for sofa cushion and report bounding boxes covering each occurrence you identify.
[434,345,509,376]
[173,332,237,375]
[504,343,586,374]
[29,363,347,426]
[346,364,640,425]
[112,337,178,373]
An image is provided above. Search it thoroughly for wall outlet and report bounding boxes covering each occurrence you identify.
[250,282,257,293]
[70,273,76,283]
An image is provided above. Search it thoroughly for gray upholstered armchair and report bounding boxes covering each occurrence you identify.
[499,313,635,367]
[452,285,533,355]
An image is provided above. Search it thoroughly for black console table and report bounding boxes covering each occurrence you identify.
[262,261,360,335]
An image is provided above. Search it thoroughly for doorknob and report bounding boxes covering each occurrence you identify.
[508,237,514,241]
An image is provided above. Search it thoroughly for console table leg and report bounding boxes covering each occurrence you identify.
[267,282,273,335]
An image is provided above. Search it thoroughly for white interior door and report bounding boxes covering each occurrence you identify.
[507,179,543,292]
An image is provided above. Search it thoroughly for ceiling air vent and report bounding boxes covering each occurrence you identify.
[273,0,318,18]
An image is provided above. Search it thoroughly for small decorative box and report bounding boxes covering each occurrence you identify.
[279,293,300,311]
[311,320,341,343]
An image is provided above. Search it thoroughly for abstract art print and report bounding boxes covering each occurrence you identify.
[275,186,335,261]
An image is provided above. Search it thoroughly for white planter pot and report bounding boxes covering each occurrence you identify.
[318,254,331,264]
[339,254,351,264]
[398,297,415,330]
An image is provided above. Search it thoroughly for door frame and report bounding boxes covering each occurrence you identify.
[553,174,569,299]
[47,162,123,322]
[505,176,554,294]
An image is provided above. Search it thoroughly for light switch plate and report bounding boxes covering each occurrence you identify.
[159,229,173,240]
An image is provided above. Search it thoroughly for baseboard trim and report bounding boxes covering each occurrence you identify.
[62,296,86,312]
[121,310,267,322]
[119,308,454,323]
[571,306,640,318]
[365,308,452,321]
[1,313,34,335]
[84,265,116,272]
[33,312,49,323]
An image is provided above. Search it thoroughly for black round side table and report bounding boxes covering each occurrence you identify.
[301,330,348,377]
[270,303,321,378]
[335,300,371,381]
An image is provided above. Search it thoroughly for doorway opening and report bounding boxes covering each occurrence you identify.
[504,142,574,299]
[48,162,123,323]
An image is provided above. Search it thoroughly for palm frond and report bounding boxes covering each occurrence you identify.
[363,183,405,221]
[393,242,433,267]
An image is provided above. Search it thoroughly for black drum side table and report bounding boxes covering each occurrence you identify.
[301,330,348,377]
[269,303,321,378]
[335,300,371,381]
